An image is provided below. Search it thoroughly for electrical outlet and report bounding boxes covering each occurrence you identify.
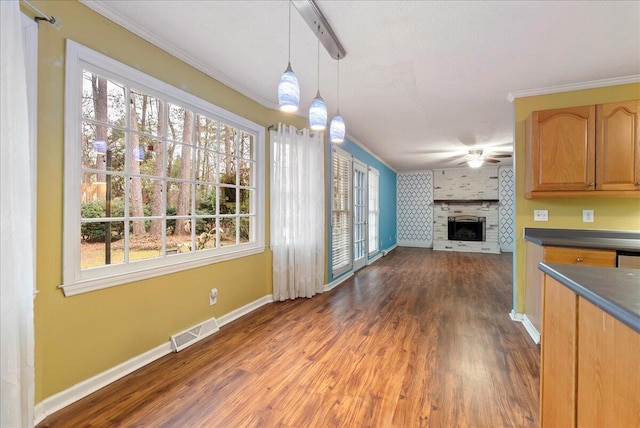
[583,209,594,223]
[534,210,548,221]
[209,288,218,305]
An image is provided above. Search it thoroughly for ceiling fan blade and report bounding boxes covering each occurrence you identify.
[488,154,512,158]
[484,158,500,163]
[457,161,468,165]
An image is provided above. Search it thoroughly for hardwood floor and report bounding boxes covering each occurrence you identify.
[38,248,540,427]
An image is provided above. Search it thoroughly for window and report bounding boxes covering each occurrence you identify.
[63,41,264,296]
[331,148,352,276]
[368,167,379,256]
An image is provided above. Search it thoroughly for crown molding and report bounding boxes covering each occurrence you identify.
[507,74,640,103]
[80,0,279,110]
[343,134,397,173]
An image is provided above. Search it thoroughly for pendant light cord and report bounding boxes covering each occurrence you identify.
[317,38,320,92]
[288,1,291,62]
[336,55,340,111]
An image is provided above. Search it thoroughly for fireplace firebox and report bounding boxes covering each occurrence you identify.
[448,216,486,242]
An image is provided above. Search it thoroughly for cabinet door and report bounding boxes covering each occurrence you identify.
[544,246,616,267]
[529,106,596,192]
[596,100,640,191]
[541,276,577,428]
[577,298,640,428]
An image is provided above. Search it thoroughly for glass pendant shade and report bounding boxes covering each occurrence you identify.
[93,139,107,154]
[278,62,300,112]
[134,145,145,162]
[467,158,483,168]
[309,91,327,131]
[330,113,345,143]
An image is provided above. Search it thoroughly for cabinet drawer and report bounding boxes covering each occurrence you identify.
[544,246,616,267]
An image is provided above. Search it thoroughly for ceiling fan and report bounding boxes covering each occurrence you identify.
[457,148,512,168]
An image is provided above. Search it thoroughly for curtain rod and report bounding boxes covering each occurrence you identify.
[21,0,61,29]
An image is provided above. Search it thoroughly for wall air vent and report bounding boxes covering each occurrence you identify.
[170,317,219,352]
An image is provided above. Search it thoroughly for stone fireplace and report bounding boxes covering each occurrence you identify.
[432,167,501,254]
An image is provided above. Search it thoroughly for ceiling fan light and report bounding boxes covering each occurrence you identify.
[278,63,300,112]
[309,91,327,131]
[467,158,483,168]
[330,113,345,143]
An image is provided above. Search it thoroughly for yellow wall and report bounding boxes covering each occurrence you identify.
[29,1,310,403]
[514,83,640,313]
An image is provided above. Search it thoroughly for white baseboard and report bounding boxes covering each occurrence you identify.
[217,295,273,328]
[509,310,540,345]
[34,294,274,425]
[34,341,172,425]
[367,253,383,265]
[325,272,353,292]
[397,241,431,248]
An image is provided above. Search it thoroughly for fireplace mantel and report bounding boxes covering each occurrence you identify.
[434,199,499,204]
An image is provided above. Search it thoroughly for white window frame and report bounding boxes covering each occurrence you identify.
[62,40,265,296]
[368,166,379,257]
[331,146,352,277]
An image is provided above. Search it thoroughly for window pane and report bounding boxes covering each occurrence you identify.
[128,177,162,218]
[195,183,217,215]
[239,189,252,214]
[219,125,237,155]
[80,220,125,268]
[239,160,253,187]
[220,217,236,246]
[196,114,218,151]
[129,226,163,263]
[131,89,161,137]
[220,186,236,214]
[195,216,217,251]
[82,71,126,126]
[239,216,252,243]
[167,143,193,180]
[239,131,253,159]
[195,149,217,184]
[138,140,162,177]
[82,123,126,173]
[81,174,125,218]
[167,180,193,216]
[219,155,237,184]
[167,104,186,143]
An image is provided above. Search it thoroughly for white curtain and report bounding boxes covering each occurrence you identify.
[1,1,36,426]
[270,124,325,301]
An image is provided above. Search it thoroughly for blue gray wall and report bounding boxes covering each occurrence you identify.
[327,137,397,282]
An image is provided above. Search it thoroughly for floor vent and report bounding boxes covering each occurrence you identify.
[170,317,219,352]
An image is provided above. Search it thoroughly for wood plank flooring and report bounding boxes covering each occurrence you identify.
[38,248,540,427]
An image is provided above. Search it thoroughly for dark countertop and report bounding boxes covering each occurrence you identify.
[539,263,640,334]
[524,228,640,252]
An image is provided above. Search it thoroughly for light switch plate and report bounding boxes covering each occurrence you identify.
[583,209,594,223]
[534,210,548,222]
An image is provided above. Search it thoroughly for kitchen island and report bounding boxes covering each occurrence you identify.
[538,262,639,428]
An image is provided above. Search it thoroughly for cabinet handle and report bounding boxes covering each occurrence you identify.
[588,183,595,188]
[576,257,583,262]
[636,181,640,186]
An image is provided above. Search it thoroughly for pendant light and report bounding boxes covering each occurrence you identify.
[309,38,327,131]
[278,1,299,112]
[329,55,345,143]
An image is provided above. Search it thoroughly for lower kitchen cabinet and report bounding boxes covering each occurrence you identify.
[577,298,640,427]
[541,275,640,428]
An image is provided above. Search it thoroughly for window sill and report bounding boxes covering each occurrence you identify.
[60,246,265,297]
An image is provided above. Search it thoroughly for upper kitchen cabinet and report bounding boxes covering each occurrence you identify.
[525,100,639,198]
[596,100,640,191]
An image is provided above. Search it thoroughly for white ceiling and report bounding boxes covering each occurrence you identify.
[82,0,640,171]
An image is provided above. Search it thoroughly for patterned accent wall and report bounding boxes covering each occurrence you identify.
[397,171,433,247]
[498,167,515,252]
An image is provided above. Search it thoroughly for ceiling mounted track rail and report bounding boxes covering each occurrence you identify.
[292,0,347,60]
